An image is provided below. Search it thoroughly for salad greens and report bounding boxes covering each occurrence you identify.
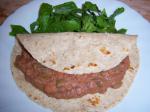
[10,1,127,36]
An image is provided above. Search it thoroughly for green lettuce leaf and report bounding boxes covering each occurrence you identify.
[10,1,127,37]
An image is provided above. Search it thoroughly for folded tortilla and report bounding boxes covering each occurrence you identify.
[11,32,139,112]
[16,32,136,74]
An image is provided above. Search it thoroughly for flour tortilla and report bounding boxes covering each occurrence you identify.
[16,32,136,74]
[11,33,139,112]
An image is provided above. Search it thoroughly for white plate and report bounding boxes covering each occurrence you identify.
[0,0,150,112]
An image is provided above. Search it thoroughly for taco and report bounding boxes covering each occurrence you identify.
[11,32,139,112]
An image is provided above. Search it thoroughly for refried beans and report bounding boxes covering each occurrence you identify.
[15,48,130,99]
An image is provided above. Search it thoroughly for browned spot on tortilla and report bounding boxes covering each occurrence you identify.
[50,51,56,64]
[104,105,107,109]
[63,65,75,71]
[34,96,38,100]
[70,65,75,69]
[123,48,129,52]
[43,60,46,63]
[63,67,70,71]
[88,96,100,106]
[88,63,98,67]
[79,35,82,39]
[100,47,111,55]
[50,59,56,64]
[129,65,134,70]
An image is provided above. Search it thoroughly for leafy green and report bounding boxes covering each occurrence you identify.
[109,7,124,19]
[82,1,100,13]
[62,20,80,31]
[117,28,127,34]
[30,3,53,33]
[81,15,97,32]
[9,25,29,36]
[10,1,127,37]
[54,1,78,14]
